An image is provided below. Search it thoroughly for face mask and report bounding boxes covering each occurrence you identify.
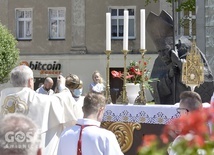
[73,88,83,97]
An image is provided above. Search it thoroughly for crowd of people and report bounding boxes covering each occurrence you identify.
[0,65,115,155]
[0,64,213,155]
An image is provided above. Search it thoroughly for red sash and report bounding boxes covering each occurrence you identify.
[76,124,98,155]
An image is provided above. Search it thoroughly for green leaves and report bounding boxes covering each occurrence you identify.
[0,22,20,84]
[145,0,195,12]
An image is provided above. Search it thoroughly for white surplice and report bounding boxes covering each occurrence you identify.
[57,118,124,155]
[73,96,84,118]
[0,87,83,155]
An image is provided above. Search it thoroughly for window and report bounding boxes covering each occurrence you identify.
[180,10,196,39]
[16,8,32,40]
[110,7,136,39]
[49,8,66,39]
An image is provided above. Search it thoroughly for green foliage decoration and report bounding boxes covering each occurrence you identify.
[0,22,19,84]
[145,0,195,12]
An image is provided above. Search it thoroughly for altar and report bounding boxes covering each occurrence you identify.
[101,104,179,155]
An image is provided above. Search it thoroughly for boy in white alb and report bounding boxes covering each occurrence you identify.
[57,93,124,155]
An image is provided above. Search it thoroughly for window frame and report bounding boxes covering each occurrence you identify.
[109,6,136,40]
[48,7,66,40]
[15,8,33,41]
[180,10,196,40]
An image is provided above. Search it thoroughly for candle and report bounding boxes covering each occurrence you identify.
[123,10,129,50]
[106,13,111,51]
[140,9,146,49]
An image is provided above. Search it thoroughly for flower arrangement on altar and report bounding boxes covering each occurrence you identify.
[111,59,158,92]
[137,104,214,155]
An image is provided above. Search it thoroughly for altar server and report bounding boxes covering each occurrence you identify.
[0,65,82,155]
[57,92,124,155]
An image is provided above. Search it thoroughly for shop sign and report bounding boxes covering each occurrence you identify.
[20,60,61,75]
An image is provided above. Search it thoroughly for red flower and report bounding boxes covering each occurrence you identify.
[142,134,157,146]
[129,67,135,73]
[126,73,134,79]
[160,108,213,148]
[111,70,134,80]
[111,70,123,78]
[191,135,205,147]
[110,60,158,90]
[139,107,214,155]
[160,133,169,144]
[133,68,142,75]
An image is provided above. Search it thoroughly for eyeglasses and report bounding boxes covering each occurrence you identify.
[176,108,189,114]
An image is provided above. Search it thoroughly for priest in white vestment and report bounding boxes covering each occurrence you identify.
[0,65,83,155]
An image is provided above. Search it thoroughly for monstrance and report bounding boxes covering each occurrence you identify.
[181,40,204,91]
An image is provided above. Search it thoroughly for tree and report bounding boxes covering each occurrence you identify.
[0,22,19,84]
[145,0,195,12]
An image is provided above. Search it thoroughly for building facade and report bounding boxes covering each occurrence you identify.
[0,0,168,101]
[0,0,165,54]
[196,0,214,76]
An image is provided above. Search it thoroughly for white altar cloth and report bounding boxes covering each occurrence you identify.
[102,104,180,124]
